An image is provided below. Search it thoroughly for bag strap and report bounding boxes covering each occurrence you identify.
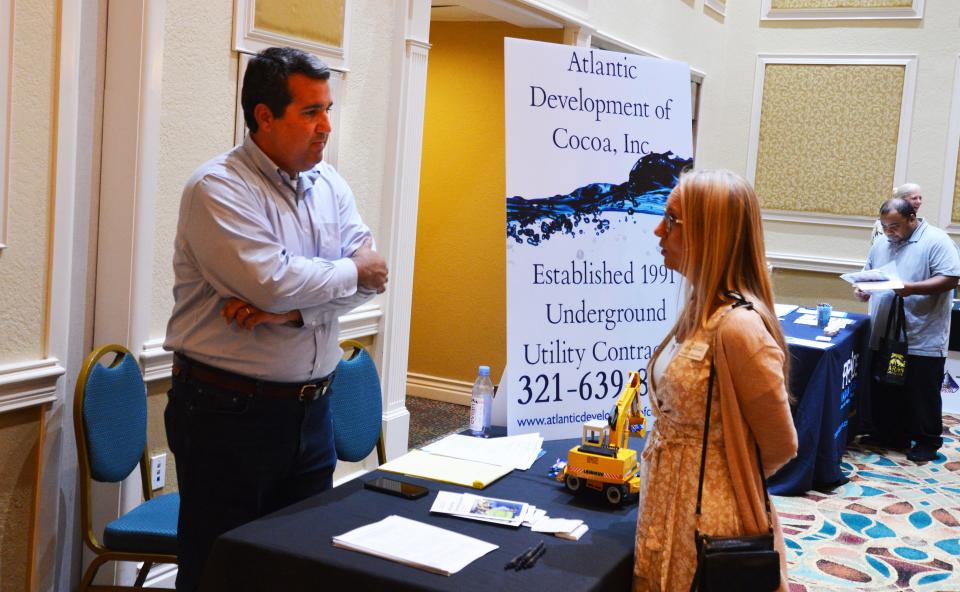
[895,295,907,342]
[694,294,774,533]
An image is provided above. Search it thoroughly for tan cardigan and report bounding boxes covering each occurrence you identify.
[715,306,799,589]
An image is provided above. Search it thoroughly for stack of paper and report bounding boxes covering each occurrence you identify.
[422,433,544,471]
[332,515,498,576]
[530,517,590,541]
[840,263,904,291]
[430,491,534,527]
[379,449,512,489]
[774,304,798,318]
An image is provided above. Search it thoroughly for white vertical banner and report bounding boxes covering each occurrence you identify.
[505,39,693,440]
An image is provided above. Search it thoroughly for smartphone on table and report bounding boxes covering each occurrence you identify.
[363,476,429,500]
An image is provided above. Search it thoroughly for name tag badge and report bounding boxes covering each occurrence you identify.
[679,342,709,361]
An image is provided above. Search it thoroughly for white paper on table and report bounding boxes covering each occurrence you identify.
[522,508,548,527]
[774,304,799,317]
[555,523,589,541]
[423,433,544,471]
[786,336,835,350]
[793,314,819,326]
[796,307,848,318]
[430,491,527,526]
[379,449,512,489]
[530,517,584,534]
[332,515,498,576]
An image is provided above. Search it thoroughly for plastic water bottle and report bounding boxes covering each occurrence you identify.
[469,366,494,437]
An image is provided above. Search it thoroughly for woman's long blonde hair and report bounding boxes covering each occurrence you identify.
[655,169,790,384]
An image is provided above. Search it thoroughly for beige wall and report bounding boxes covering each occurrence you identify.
[0,0,57,363]
[0,406,42,592]
[0,0,59,588]
[150,0,239,337]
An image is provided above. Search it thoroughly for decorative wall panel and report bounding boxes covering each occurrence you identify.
[254,0,344,49]
[772,0,910,8]
[754,63,904,217]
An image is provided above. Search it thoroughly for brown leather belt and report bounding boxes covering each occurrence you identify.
[172,353,333,402]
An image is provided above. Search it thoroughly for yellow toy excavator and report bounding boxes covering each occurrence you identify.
[556,371,646,506]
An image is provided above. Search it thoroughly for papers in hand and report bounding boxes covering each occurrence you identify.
[431,491,532,527]
[840,263,904,291]
[332,515,498,576]
[422,433,544,471]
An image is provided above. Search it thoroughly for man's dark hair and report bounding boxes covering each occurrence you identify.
[879,198,916,219]
[241,47,330,134]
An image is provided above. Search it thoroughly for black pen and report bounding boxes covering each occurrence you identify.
[519,543,547,569]
[505,541,543,570]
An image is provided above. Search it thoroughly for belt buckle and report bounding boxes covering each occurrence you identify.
[298,383,319,402]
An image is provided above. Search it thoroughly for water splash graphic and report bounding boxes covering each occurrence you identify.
[506,151,692,246]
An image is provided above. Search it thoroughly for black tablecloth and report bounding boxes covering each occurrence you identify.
[200,438,637,592]
[768,309,870,495]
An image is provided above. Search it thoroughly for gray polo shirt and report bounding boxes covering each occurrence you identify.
[864,219,960,357]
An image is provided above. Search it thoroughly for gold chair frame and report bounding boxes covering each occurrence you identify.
[74,344,177,591]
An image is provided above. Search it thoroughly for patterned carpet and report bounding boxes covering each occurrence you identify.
[406,396,469,449]
[777,414,960,591]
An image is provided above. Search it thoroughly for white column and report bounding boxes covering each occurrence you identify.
[376,0,431,460]
[91,0,165,585]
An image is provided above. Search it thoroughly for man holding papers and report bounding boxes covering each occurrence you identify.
[855,198,960,462]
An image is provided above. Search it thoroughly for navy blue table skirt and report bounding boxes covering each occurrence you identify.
[768,309,870,495]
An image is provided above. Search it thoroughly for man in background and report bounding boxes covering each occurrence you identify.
[856,198,959,462]
[163,47,387,590]
[871,183,922,244]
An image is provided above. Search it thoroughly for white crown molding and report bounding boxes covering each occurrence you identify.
[406,372,472,406]
[705,0,726,18]
[0,359,65,413]
[767,251,865,274]
[590,29,705,83]
[139,303,383,382]
[761,0,923,21]
[747,54,917,212]
[762,209,876,228]
[939,55,960,234]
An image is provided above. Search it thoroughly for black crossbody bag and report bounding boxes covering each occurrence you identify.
[689,305,780,592]
[874,295,908,386]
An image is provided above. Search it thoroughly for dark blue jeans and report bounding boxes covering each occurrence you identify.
[165,371,336,592]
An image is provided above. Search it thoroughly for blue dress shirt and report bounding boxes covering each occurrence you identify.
[164,135,375,381]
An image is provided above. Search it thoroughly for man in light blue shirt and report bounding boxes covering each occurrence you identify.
[856,198,960,463]
[163,47,387,591]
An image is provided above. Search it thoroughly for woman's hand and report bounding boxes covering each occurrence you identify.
[221,298,302,330]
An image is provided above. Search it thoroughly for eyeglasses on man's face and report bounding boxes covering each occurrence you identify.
[663,212,683,233]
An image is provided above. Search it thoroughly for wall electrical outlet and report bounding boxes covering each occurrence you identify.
[150,453,166,490]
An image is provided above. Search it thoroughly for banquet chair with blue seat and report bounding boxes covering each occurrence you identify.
[74,344,179,591]
[329,340,386,465]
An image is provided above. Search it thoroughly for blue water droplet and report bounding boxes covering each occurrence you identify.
[818,521,837,537]
[841,512,871,533]
[934,538,960,556]
[865,522,896,538]
[866,555,889,577]
[917,572,951,585]
[909,511,932,529]
[894,546,927,560]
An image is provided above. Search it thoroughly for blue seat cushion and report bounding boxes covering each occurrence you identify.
[103,492,179,555]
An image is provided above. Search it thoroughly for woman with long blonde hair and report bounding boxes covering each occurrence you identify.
[633,170,797,591]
